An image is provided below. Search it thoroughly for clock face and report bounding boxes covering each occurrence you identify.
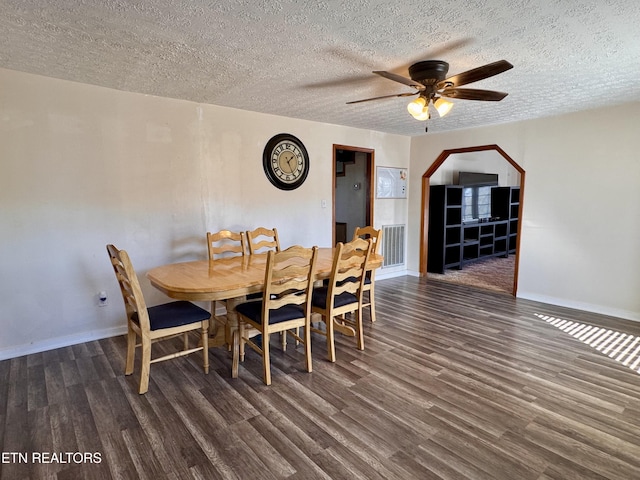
[263,134,309,190]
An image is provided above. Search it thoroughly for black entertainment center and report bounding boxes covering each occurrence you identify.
[427,173,520,274]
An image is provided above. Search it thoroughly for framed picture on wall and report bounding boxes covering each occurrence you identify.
[376,167,407,198]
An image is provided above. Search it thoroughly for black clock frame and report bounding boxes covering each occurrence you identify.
[262,133,309,190]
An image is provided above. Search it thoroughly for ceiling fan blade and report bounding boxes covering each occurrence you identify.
[373,71,424,89]
[346,92,418,104]
[440,88,508,101]
[437,60,513,89]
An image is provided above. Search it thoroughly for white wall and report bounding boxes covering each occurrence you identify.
[408,103,640,321]
[0,68,410,359]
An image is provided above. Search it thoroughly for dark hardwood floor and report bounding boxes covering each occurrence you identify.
[3,276,640,479]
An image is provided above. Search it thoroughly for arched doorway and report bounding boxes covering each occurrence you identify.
[419,144,525,295]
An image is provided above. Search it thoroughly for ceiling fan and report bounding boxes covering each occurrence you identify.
[347,59,513,128]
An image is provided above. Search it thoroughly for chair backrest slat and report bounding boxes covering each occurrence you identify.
[247,227,280,254]
[352,226,382,254]
[207,230,246,259]
[106,244,151,332]
[262,245,318,317]
[328,238,372,299]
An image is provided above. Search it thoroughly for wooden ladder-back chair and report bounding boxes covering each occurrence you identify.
[246,227,280,254]
[352,226,383,322]
[246,226,288,346]
[232,245,318,385]
[206,230,247,348]
[107,244,210,394]
[207,230,246,260]
[310,238,373,362]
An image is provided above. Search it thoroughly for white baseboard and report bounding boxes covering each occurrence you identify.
[405,270,422,277]
[0,325,128,361]
[377,268,412,280]
[517,291,640,323]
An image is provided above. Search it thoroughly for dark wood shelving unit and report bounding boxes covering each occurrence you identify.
[491,186,520,254]
[428,184,520,274]
[428,185,462,272]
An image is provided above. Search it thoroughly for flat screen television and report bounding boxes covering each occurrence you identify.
[457,171,499,186]
[457,172,499,223]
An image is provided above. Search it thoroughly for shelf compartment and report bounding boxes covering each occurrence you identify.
[479,245,494,256]
[463,225,479,243]
[480,236,493,246]
[445,226,461,245]
[444,246,461,266]
[481,225,494,236]
[495,222,508,238]
[463,244,479,261]
[494,238,508,254]
[446,187,463,206]
[445,207,462,226]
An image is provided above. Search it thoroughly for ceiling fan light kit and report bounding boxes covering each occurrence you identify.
[408,95,455,121]
[348,59,513,130]
[407,96,429,118]
[434,97,454,117]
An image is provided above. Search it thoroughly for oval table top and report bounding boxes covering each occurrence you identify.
[147,247,383,302]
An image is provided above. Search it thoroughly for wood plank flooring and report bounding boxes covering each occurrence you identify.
[2,276,640,479]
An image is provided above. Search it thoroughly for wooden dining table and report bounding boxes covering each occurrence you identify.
[147,247,383,349]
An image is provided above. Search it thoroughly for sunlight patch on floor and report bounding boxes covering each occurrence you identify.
[535,313,640,372]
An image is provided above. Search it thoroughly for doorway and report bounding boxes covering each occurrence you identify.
[332,145,374,245]
[420,144,525,295]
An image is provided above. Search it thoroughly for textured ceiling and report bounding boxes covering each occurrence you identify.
[2,0,640,136]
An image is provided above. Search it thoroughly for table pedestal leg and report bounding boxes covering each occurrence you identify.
[207,296,246,350]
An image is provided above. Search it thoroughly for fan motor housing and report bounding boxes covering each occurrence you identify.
[409,60,449,83]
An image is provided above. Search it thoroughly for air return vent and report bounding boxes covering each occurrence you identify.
[381,224,405,267]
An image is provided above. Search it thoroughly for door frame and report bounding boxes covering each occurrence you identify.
[332,144,375,245]
[420,144,525,295]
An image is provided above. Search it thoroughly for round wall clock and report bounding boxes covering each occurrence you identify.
[262,133,309,190]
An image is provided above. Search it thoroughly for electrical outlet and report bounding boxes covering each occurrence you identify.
[98,291,108,307]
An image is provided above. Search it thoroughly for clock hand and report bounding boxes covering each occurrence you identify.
[286,154,296,173]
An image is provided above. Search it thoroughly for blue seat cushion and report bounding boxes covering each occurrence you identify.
[312,286,358,309]
[236,300,305,325]
[132,301,210,331]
